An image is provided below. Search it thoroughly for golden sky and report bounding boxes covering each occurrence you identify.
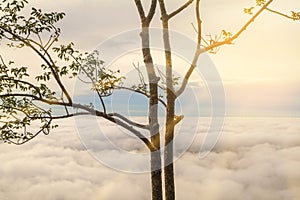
[1,0,300,116]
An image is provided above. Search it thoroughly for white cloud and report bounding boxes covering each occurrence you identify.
[1,117,300,199]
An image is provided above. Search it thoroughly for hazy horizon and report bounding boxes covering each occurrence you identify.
[1,0,299,200]
[1,117,300,200]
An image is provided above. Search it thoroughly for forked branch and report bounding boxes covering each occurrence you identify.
[134,0,157,24]
[176,0,276,97]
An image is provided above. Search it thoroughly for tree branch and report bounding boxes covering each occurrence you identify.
[176,0,276,97]
[108,113,149,130]
[35,112,91,119]
[116,86,167,108]
[158,0,168,19]
[204,0,274,53]
[174,115,184,125]
[134,0,146,22]
[0,26,73,104]
[5,119,52,146]
[266,7,297,20]
[70,54,107,114]
[0,93,155,151]
[146,0,157,23]
[0,77,42,98]
[104,115,156,151]
[175,0,202,97]
[167,0,193,20]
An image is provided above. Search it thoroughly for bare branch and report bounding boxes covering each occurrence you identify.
[146,0,157,23]
[35,112,91,119]
[0,93,41,100]
[176,0,277,97]
[134,0,146,22]
[174,115,184,125]
[175,0,202,97]
[36,32,43,47]
[204,0,274,53]
[1,105,89,120]
[133,62,146,87]
[266,8,298,20]
[0,55,6,66]
[108,113,150,130]
[116,86,167,108]
[104,115,156,151]
[167,0,193,20]
[195,0,202,46]
[158,0,168,19]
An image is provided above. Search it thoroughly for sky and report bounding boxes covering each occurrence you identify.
[1,0,299,117]
[1,1,300,200]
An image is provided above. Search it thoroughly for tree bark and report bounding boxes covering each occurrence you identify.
[151,150,163,200]
[140,25,163,200]
[161,15,177,200]
[165,91,176,200]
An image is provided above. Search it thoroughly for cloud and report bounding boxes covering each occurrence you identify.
[1,117,300,200]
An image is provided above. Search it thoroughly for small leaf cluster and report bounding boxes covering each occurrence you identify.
[291,11,300,21]
[256,0,266,6]
[0,59,56,144]
[0,0,64,42]
[0,60,56,99]
[0,96,52,144]
[221,30,232,41]
[79,50,124,97]
[244,0,265,16]
[52,42,83,79]
[244,7,254,15]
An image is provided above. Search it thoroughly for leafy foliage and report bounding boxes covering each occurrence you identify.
[0,0,124,144]
[79,50,124,97]
[0,96,52,144]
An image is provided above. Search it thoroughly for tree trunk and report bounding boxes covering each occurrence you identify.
[165,99,176,200]
[140,25,163,200]
[164,139,175,200]
[159,9,177,200]
[151,150,163,200]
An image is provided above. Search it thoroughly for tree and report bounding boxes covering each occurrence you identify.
[134,0,299,199]
[0,1,299,200]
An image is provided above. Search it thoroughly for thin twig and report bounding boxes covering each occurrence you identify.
[266,8,296,20]
[108,113,149,130]
[116,86,167,108]
[70,54,107,114]
[204,0,274,53]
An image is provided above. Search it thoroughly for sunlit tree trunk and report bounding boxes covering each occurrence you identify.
[140,25,163,200]
[160,6,177,199]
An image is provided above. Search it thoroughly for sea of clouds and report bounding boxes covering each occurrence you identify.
[0,117,299,200]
